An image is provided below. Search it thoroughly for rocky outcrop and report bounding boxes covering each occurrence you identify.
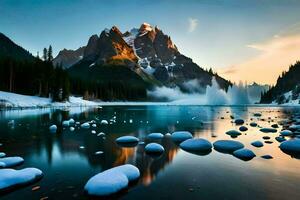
[53,46,85,68]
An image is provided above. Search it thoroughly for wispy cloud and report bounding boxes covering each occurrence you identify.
[218,25,300,84]
[188,18,198,32]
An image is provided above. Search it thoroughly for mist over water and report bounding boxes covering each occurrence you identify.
[148,77,252,105]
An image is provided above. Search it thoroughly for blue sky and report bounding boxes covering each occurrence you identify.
[1,0,300,84]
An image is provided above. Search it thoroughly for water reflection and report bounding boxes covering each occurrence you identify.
[1,106,300,200]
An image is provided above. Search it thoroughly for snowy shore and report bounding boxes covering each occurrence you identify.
[0,91,299,109]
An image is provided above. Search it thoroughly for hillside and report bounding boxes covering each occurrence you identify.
[260,61,300,104]
[0,32,34,60]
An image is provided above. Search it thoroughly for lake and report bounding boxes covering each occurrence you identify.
[0,105,300,200]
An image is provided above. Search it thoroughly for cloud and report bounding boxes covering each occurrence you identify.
[188,18,198,32]
[218,27,300,85]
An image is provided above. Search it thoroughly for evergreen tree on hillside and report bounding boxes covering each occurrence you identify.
[43,48,48,61]
[48,45,53,61]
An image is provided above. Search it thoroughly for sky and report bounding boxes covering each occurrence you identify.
[1,0,300,85]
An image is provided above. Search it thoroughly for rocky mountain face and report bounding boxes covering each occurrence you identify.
[82,26,138,67]
[53,46,85,68]
[59,23,231,90]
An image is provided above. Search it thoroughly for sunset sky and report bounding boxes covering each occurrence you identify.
[1,0,300,85]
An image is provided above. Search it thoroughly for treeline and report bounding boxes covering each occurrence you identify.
[0,46,70,102]
[68,62,149,101]
[260,61,300,103]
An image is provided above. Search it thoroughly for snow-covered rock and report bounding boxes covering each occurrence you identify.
[171,131,193,143]
[233,148,256,161]
[49,125,57,133]
[213,140,244,153]
[81,122,90,129]
[0,168,43,192]
[179,138,212,152]
[145,143,164,154]
[100,120,108,125]
[147,133,164,139]
[84,164,140,196]
[0,157,24,168]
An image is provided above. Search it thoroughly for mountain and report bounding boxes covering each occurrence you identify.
[0,32,34,60]
[260,61,300,104]
[53,46,85,68]
[123,23,230,89]
[60,23,231,92]
[247,82,269,103]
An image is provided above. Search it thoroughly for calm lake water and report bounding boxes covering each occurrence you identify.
[0,105,300,200]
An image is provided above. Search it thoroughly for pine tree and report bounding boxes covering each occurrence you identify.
[48,45,53,62]
[43,48,48,61]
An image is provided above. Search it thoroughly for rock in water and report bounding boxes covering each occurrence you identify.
[49,125,57,133]
[275,136,286,143]
[84,164,140,196]
[0,157,24,168]
[145,143,164,154]
[225,130,241,137]
[233,149,256,161]
[251,141,264,148]
[261,155,273,159]
[0,168,43,192]
[179,138,212,152]
[100,120,108,125]
[213,140,244,153]
[260,128,277,133]
[116,136,139,144]
[81,122,90,129]
[147,133,164,139]
[234,119,244,125]
[250,122,257,127]
[239,126,248,132]
[280,130,293,136]
[280,139,300,157]
[0,153,6,158]
[171,131,193,143]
